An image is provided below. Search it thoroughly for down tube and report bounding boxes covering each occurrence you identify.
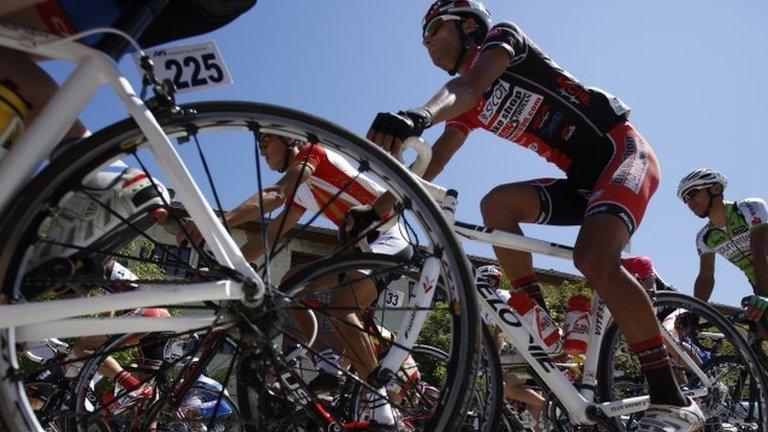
[476,283,593,425]
[378,256,441,374]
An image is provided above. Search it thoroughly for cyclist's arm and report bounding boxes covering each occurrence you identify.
[225,162,315,228]
[694,253,716,302]
[421,47,510,124]
[241,205,304,263]
[225,186,285,228]
[750,226,768,296]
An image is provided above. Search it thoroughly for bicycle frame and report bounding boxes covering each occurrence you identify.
[402,137,714,425]
[0,21,261,338]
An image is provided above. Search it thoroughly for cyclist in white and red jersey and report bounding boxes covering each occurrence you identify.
[183,133,412,428]
[364,1,703,430]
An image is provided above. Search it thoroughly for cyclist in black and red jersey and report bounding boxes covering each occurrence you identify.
[364,1,704,430]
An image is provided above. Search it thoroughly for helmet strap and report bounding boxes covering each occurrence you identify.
[277,137,295,173]
[448,20,472,76]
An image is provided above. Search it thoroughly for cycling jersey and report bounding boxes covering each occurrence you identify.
[447,22,630,174]
[288,143,412,288]
[447,22,659,234]
[288,144,385,228]
[696,199,768,286]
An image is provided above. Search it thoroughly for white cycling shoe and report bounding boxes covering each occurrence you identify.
[636,398,706,432]
[34,164,170,263]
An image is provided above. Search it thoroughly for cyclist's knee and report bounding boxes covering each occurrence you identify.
[480,190,525,227]
[573,246,619,284]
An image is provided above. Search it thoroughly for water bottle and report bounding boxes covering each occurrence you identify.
[507,291,561,353]
[564,294,591,355]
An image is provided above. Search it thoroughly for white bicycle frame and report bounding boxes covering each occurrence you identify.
[0,21,260,339]
[402,137,714,426]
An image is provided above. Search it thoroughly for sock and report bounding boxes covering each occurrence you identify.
[629,335,686,406]
[314,348,342,376]
[367,387,395,425]
[115,370,140,390]
[512,274,550,314]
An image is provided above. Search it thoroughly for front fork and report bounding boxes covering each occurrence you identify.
[371,189,459,387]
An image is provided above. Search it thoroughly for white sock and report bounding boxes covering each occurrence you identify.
[314,349,342,375]
[367,386,395,425]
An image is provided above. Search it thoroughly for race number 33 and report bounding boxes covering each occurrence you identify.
[135,41,233,93]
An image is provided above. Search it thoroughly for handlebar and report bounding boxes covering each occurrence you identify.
[398,137,448,202]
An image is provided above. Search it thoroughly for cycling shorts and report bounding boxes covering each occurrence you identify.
[358,221,413,293]
[529,121,659,235]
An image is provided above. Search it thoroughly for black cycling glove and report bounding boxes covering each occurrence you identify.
[370,108,433,140]
[339,204,381,246]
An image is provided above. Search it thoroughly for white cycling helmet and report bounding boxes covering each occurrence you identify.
[475,264,503,288]
[677,168,727,201]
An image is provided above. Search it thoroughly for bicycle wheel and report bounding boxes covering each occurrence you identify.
[0,102,479,431]
[236,252,483,431]
[598,291,768,431]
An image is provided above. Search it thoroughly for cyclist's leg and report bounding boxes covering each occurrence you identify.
[575,121,703,428]
[0,47,89,142]
[480,178,586,310]
[0,2,48,26]
[503,374,544,429]
[328,272,380,380]
[479,182,542,304]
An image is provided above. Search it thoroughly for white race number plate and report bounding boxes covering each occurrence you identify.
[135,41,232,93]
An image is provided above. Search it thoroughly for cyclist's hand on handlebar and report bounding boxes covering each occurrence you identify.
[367,108,432,155]
[339,204,381,247]
[742,295,768,322]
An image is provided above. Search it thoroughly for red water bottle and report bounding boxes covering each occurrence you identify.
[564,294,591,355]
[508,291,561,352]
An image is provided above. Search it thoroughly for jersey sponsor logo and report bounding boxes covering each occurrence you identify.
[480,81,511,124]
[560,124,576,141]
[555,76,591,106]
[490,86,543,140]
[539,110,564,139]
[611,136,649,194]
[530,103,551,129]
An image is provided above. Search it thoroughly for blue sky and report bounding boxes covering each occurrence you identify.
[43,1,768,307]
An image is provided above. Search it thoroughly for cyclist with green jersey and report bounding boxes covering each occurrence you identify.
[677,169,768,323]
[678,169,768,298]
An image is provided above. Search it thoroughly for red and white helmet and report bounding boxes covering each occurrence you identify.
[423,0,492,43]
[677,168,727,200]
[475,264,503,288]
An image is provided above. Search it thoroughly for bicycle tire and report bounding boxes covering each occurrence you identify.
[0,101,479,432]
[597,291,768,431]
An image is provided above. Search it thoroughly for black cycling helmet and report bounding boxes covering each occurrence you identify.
[422,0,492,75]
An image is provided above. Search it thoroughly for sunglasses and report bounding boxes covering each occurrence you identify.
[682,187,707,203]
[423,15,461,38]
